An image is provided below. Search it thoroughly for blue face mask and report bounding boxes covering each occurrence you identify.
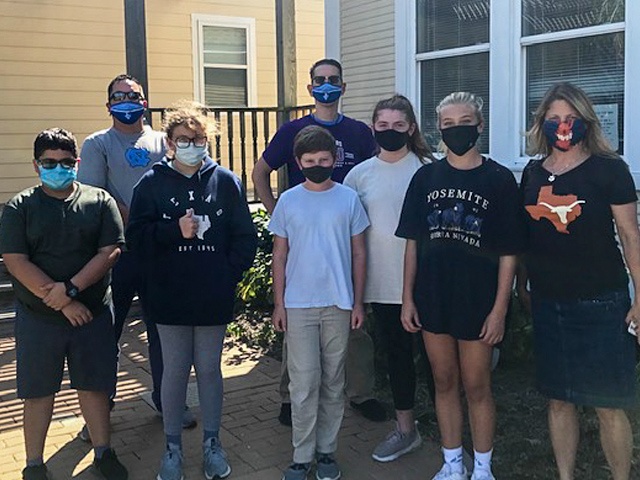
[39,164,77,190]
[175,144,208,167]
[110,101,146,124]
[312,83,342,104]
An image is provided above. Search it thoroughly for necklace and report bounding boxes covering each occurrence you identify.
[546,158,582,182]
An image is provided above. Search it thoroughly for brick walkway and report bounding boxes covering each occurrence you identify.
[0,316,442,480]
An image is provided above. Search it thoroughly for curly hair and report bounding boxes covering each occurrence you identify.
[162,100,218,141]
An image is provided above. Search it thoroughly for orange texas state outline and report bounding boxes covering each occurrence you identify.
[525,185,585,234]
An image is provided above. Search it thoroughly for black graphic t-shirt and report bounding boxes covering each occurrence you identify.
[396,157,526,339]
[521,155,637,300]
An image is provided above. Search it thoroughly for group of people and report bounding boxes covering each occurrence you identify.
[0,56,637,480]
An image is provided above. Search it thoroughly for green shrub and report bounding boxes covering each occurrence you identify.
[230,209,280,353]
[236,208,274,310]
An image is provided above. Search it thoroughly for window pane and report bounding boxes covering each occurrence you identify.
[204,68,247,107]
[522,0,624,37]
[203,26,247,65]
[420,53,489,153]
[417,0,489,53]
[526,33,624,153]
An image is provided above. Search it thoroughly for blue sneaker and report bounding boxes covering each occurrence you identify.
[203,437,231,479]
[157,445,183,480]
[315,453,341,480]
[282,462,311,480]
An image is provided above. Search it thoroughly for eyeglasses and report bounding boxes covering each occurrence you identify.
[312,75,342,86]
[109,91,144,103]
[36,157,78,170]
[173,136,208,149]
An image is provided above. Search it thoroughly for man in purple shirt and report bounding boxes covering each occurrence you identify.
[252,58,385,426]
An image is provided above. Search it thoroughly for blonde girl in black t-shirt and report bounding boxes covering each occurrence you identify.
[519,82,640,480]
[397,92,525,480]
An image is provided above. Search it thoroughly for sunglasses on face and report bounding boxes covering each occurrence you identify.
[173,136,208,149]
[109,91,144,103]
[36,157,78,170]
[311,75,342,86]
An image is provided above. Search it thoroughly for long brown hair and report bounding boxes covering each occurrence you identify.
[372,94,435,162]
[526,82,618,158]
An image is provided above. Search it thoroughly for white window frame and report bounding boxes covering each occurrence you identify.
[402,1,640,182]
[191,14,257,107]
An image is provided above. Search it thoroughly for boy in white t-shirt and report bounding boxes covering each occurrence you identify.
[269,125,369,480]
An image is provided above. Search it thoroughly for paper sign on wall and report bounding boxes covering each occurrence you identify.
[594,104,619,152]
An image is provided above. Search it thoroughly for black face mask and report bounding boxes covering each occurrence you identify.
[374,129,409,152]
[440,124,480,156]
[301,165,333,184]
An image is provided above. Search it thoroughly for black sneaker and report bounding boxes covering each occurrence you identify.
[349,399,387,422]
[93,448,128,480]
[22,465,51,480]
[278,402,292,426]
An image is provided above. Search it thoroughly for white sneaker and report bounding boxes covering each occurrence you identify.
[431,463,469,480]
[470,470,495,480]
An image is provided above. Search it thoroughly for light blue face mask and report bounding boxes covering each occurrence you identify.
[39,164,77,190]
[312,83,343,104]
[175,144,207,167]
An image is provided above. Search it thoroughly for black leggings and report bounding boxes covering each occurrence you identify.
[371,303,435,411]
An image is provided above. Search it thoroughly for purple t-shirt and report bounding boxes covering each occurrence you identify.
[262,114,377,186]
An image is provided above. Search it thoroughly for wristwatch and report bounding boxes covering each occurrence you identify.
[64,280,80,299]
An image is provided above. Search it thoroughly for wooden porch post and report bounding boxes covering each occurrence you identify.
[275,0,298,194]
[124,0,150,124]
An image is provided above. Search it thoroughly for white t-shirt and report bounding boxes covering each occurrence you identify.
[343,152,425,304]
[268,183,370,310]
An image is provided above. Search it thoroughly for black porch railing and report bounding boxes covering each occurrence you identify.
[148,105,314,202]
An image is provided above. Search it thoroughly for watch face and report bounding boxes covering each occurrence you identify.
[66,283,79,298]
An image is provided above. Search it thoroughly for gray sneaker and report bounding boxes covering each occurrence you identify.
[282,462,311,480]
[315,453,340,480]
[157,445,183,480]
[203,437,231,479]
[372,421,422,462]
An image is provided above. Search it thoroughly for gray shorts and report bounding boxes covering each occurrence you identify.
[15,303,117,399]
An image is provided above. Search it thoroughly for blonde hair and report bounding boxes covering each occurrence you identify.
[526,82,618,158]
[435,92,484,153]
[162,100,218,156]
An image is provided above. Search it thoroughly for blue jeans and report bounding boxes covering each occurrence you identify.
[111,251,163,410]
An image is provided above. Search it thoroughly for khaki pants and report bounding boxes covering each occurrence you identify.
[279,321,375,404]
[285,307,351,463]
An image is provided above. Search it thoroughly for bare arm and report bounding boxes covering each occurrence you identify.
[350,232,366,329]
[480,254,517,345]
[400,239,421,332]
[252,157,277,214]
[3,254,96,327]
[612,202,640,340]
[41,245,121,310]
[271,234,288,332]
[2,253,55,300]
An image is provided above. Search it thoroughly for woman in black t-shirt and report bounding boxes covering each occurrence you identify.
[519,82,640,480]
[396,92,525,480]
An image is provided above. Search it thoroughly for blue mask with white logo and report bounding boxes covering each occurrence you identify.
[312,83,342,104]
[39,165,77,190]
[110,101,146,124]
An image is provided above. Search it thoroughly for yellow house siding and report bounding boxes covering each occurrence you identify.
[340,0,395,123]
[0,0,125,203]
[295,0,325,106]
[0,0,323,204]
